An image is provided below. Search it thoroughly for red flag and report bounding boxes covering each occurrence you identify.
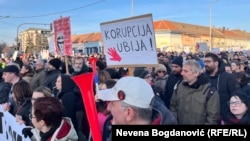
[71,57,102,141]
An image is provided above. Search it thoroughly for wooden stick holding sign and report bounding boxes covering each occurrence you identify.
[64,56,70,75]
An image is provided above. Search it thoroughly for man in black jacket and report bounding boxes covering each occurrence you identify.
[71,57,89,76]
[42,58,61,93]
[204,52,240,120]
[164,56,183,108]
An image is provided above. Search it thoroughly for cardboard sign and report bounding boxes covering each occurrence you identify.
[197,42,209,52]
[211,48,220,54]
[100,14,158,67]
[0,107,30,141]
[53,16,73,56]
[47,35,55,54]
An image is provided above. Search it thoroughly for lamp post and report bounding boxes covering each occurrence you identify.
[209,0,218,52]
[16,23,50,53]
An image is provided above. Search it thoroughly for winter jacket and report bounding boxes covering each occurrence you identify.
[31,117,78,141]
[56,74,86,134]
[42,69,61,91]
[15,98,32,126]
[0,79,11,104]
[204,59,240,119]
[170,74,220,124]
[30,68,46,91]
[153,74,168,93]
[164,73,183,108]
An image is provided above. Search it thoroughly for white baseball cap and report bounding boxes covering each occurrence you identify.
[97,76,154,108]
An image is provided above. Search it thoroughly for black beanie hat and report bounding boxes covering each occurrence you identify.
[2,65,19,74]
[133,67,149,79]
[172,56,183,67]
[49,58,61,70]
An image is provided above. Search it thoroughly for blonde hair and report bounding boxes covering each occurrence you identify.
[33,86,52,97]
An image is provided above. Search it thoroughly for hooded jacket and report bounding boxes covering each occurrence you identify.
[170,73,220,124]
[31,117,78,141]
[57,74,84,132]
[204,59,240,119]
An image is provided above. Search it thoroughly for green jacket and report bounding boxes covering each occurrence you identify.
[170,81,220,125]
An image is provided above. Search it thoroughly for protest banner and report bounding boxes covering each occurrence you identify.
[0,106,30,141]
[47,35,55,53]
[53,16,73,56]
[100,13,158,67]
[53,16,73,74]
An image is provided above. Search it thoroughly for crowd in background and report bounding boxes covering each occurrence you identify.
[0,50,249,141]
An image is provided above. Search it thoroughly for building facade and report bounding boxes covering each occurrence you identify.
[72,20,250,54]
[19,28,51,54]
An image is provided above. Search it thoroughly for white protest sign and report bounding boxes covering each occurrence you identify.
[12,51,19,61]
[0,106,30,141]
[48,35,55,54]
[197,42,209,52]
[41,50,49,60]
[100,13,158,67]
[211,48,220,54]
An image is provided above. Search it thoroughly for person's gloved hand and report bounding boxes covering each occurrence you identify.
[22,127,33,138]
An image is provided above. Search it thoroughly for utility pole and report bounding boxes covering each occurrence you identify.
[209,0,218,52]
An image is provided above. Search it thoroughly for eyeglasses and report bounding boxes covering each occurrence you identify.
[29,113,36,120]
[228,101,243,107]
[157,70,165,73]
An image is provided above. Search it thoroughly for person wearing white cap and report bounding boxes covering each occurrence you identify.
[98,76,154,125]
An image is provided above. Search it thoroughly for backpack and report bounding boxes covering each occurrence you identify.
[173,80,216,104]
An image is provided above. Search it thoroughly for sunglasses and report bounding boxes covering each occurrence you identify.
[157,70,165,73]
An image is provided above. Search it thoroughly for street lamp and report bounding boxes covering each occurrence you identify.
[209,0,218,52]
[16,23,50,53]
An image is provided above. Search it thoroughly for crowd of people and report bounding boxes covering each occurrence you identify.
[0,50,249,141]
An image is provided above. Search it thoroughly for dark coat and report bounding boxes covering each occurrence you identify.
[164,73,183,108]
[42,69,61,91]
[56,74,85,133]
[71,64,90,76]
[0,79,11,104]
[15,98,32,126]
[204,59,240,119]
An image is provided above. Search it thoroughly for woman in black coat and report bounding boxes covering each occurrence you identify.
[222,90,250,125]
